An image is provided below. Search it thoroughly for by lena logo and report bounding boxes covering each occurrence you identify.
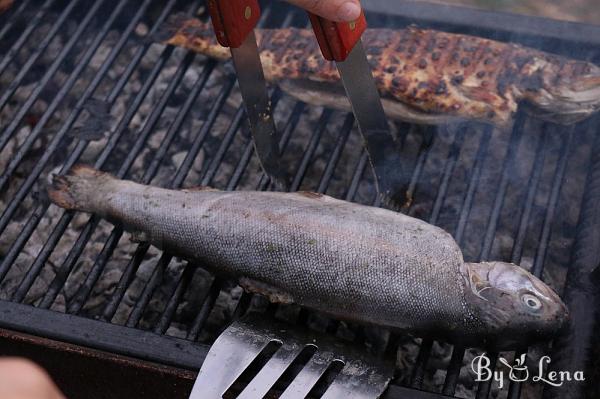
[471,353,585,389]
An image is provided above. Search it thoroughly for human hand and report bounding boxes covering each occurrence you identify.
[0,358,65,399]
[283,0,362,21]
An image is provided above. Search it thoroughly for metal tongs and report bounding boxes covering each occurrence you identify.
[206,0,289,190]
[206,0,404,206]
[307,10,404,207]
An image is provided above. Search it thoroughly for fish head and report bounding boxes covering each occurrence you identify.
[520,57,600,125]
[462,262,569,347]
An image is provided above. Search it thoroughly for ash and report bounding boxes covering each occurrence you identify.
[0,3,594,399]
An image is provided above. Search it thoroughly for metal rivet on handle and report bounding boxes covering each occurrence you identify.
[244,6,252,20]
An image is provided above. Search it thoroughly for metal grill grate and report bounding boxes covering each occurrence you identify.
[0,1,599,398]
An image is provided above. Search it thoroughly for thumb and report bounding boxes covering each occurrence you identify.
[284,0,362,22]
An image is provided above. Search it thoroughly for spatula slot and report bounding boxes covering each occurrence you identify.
[265,344,319,396]
[304,359,345,398]
[223,339,283,398]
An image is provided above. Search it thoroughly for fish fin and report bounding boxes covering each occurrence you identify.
[47,165,114,212]
[155,14,230,61]
[465,263,492,301]
[129,230,150,243]
[279,80,470,126]
[182,185,219,192]
[150,12,189,43]
[239,277,294,304]
[297,191,324,199]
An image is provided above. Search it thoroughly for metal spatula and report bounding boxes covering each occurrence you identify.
[189,312,393,399]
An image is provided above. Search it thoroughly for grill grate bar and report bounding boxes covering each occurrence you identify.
[478,118,525,261]
[532,126,575,278]
[18,0,189,307]
[0,0,108,169]
[202,106,251,186]
[442,127,493,394]
[100,243,150,321]
[430,126,466,222]
[30,38,184,309]
[65,63,215,314]
[454,126,493,245]
[96,48,177,170]
[120,53,199,178]
[0,0,57,79]
[153,261,196,334]
[126,252,172,328]
[7,211,80,302]
[510,131,547,264]
[67,228,123,314]
[10,211,83,302]
[442,344,465,396]
[53,52,212,312]
[30,43,181,309]
[1,1,79,113]
[290,109,333,192]
[173,77,237,188]
[345,151,369,201]
[0,0,145,238]
[186,277,222,341]
[143,65,217,183]
[39,217,101,309]
[404,129,434,211]
[317,114,355,194]
[410,338,433,388]
[99,78,235,322]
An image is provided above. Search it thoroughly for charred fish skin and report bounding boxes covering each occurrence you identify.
[48,166,568,348]
[159,15,600,128]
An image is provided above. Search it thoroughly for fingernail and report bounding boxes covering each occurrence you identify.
[338,2,361,21]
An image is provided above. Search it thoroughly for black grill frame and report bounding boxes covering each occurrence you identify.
[0,1,599,398]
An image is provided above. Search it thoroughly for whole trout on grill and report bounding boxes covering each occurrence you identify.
[158,15,600,128]
[48,165,568,348]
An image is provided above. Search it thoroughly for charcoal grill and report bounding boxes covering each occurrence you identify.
[0,1,599,398]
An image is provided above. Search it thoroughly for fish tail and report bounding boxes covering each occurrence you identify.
[48,165,114,212]
[157,13,230,61]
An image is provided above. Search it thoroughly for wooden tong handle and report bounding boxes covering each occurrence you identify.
[207,0,261,48]
[308,10,367,61]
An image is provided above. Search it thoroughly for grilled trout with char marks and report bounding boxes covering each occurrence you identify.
[48,165,568,348]
[158,15,600,128]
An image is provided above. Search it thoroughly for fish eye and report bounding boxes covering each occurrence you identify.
[522,293,542,311]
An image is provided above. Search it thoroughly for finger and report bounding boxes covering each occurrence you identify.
[284,0,362,22]
[0,358,66,399]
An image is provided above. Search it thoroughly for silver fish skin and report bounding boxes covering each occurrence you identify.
[48,166,568,348]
